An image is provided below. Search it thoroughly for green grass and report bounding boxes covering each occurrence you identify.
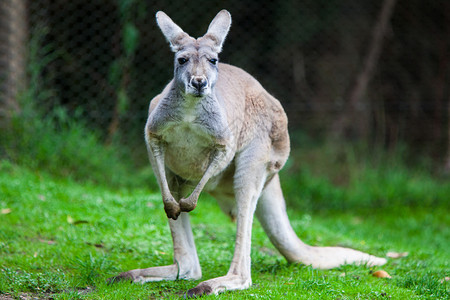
[0,158,448,299]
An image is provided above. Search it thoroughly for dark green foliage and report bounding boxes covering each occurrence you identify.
[1,104,153,189]
[20,1,450,162]
[282,138,450,212]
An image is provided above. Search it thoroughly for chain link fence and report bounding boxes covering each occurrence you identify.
[2,0,449,164]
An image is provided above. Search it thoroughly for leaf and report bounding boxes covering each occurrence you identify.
[67,215,74,224]
[67,215,89,225]
[73,220,89,225]
[108,60,122,85]
[1,208,11,214]
[39,238,56,245]
[118,88,129,114]
[386,251,409,258]
[122,22,139,56]
[372,270,391,278]
[86,242,105,248]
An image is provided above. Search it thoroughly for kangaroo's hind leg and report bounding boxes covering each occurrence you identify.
[255,174,387,269]
[186,144,270,296]
[109,174,202,283]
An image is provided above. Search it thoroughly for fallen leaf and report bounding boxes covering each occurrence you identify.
[67,215,74,224]
[387,251,409,258]
[67,215,89,225]
[86,242,105,248]
[440,277,450,283]
[39,238,56,245]
[372,270,392,278]
[73,220,89,225]
[1,208,11,214]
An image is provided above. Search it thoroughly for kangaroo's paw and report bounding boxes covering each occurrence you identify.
[164,198,181,220]
[179,195,198,212]
[107,271,134,284]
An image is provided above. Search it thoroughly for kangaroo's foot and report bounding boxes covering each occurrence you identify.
[108,263,201,284]
[186,274,251,297]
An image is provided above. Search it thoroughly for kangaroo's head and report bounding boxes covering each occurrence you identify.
[156,10,231,98]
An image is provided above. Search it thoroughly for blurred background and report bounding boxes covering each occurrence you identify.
[1,0,449,186]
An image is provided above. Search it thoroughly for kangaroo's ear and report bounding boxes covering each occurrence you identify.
[205,10,232,53]
[156,11,188,52]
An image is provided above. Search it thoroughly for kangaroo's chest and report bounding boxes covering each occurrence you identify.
[148,96,232,180]
[161,119,215,180]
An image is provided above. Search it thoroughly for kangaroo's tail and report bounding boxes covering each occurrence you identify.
[255,175,387,269]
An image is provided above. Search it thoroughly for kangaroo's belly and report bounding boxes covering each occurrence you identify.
[162,122,215,180]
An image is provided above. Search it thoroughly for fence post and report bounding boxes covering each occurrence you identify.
[0,0,27,127]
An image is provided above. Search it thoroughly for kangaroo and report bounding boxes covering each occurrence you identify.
[111,10,387,296]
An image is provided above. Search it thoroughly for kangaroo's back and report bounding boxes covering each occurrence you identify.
[214,63,290,155]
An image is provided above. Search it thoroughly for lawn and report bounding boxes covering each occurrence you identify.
[0,159,449,299]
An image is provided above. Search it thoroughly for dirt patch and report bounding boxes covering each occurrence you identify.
[0,293,52,300]
[0,287,94,300]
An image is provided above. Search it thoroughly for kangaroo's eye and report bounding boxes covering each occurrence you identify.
[178,58,188,65]
[209,58,218,65]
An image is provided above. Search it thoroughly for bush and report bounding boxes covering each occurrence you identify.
[1,104,153,189]
[281,137,450,212]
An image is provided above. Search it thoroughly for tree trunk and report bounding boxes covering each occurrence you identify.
[332,0,397,140]
[446,100,450,173]
[0,0,27,127]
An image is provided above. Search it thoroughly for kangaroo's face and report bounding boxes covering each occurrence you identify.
[173,38,220,97]
[156,10,231,98]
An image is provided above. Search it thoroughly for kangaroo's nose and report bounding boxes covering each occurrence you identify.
[191,76,207,90]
